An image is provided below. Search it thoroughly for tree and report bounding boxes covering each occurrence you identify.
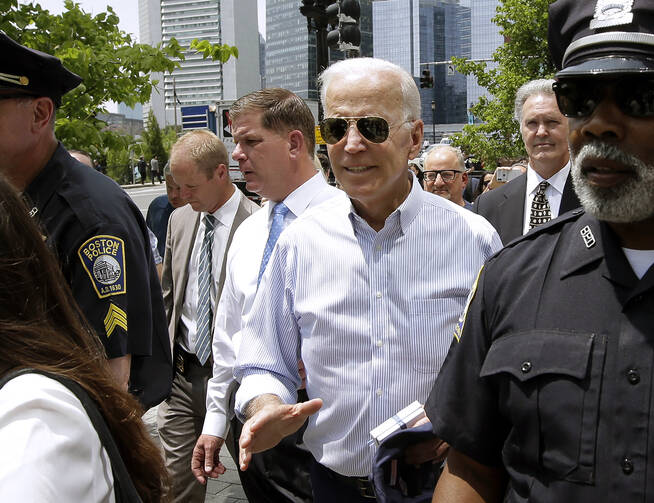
[0,0,237,169]
[142,111,167,166]
[451,0,556,168]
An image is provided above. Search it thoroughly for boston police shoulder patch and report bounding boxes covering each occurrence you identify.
[78,235,127,298]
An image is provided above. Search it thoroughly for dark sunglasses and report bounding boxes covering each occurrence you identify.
[320,116,391,144]
[553,77,654,118]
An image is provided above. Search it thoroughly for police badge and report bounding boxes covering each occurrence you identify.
[590,0,634,30]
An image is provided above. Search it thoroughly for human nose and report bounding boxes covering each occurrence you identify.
[574,97,625,143]
[343,122,367,154]
[232,142,244,161]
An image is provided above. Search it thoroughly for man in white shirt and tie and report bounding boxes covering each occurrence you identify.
[157,130,258,502]
[192,88,340,502]
[474,79,581,243]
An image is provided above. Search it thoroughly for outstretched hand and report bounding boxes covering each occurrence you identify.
[239,398,323,471]
[191,434,226,485]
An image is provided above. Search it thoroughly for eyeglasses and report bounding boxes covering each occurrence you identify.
[423,170,462,183]
[553,77,654,118]
[320,116,393,144]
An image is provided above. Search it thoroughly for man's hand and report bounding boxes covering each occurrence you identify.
[404,415,449,465]
[107,354,131,391]
[239,397,323,471]
[191,434,226,485]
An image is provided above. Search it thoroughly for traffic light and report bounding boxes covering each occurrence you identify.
[420,69,434,88]
[326,0,361,53]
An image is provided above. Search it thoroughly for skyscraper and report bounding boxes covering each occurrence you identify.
[265,0,373,101]
[138,0,260,127]
[373,0,470,127]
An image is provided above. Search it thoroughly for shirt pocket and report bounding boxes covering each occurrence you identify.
[480,330,606,484]
[408,297,466,374]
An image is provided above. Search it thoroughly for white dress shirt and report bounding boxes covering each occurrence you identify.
[179,187,240,354]
[234,175,502,476]
[522,162,571,235]
[202,173,341,437]
[0,373,115,502]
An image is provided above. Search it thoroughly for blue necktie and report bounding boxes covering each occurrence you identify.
[196,214,216,365]
[257,202,290,286]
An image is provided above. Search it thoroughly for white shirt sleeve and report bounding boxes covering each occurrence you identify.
[0,373,115,503]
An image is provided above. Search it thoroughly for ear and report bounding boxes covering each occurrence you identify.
[29,97,55,135]
[407,120,424,159]
[461,172,469,184]
[216,163,229,180]
[288,130,304,160]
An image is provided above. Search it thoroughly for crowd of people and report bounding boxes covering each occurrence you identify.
[1,0,654,501]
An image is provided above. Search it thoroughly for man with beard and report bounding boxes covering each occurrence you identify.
[424,1,654,501]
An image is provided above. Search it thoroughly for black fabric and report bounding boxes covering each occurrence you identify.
[371,423,442,503]
[24,144,172,409]
[426,210,654,501]
[309,458,376,503]
[229,390,314,503]
[0,368,142,503]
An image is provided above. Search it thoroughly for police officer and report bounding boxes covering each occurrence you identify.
[426,1,654,501]
[0,32,172,409]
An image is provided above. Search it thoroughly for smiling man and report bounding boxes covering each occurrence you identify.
[423,145,472,209]
[473,79,581,243]
[232,58,501,501]
[426,1,654,501]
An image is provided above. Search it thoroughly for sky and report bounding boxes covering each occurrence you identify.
[19,0,267,41]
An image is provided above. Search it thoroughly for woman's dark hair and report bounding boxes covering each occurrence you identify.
[0,174,170,501]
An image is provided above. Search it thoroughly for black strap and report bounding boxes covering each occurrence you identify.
[0,368,143,503]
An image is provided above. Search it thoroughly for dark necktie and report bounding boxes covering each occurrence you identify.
[529,181,552,229]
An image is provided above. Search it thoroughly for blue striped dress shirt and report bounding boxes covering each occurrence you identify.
[234,176,502,476]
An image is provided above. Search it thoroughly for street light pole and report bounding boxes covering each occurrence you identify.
[431,100,436,144]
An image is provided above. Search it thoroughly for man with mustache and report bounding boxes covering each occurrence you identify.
[473,78,580,243]
[425,0,654,501]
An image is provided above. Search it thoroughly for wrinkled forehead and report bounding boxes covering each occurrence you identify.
[324,70,403,119]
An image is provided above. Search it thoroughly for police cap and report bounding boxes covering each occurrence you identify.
[549,0,654,77]
[0,31,82,106]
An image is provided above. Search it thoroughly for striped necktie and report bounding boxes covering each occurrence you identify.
[529,181,552,229]
[195,214,216,365]
[257,202,290,286]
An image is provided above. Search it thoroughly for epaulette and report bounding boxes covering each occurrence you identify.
[501,207,585,251]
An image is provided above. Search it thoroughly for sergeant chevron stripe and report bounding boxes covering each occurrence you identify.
[104,303,127,337]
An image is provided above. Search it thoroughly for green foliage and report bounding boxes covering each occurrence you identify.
[0,0,238,182]
[451,0,557,168]
[142,111,167,166]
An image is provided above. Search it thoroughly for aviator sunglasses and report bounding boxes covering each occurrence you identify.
[553,77,654,118]
[320,116,392,144]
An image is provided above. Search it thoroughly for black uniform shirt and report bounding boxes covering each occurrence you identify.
[24,144,172,407]
[426,209,654,502]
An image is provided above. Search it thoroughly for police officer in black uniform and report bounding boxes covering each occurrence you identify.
[425,1,654,501]
[0,32,172,409]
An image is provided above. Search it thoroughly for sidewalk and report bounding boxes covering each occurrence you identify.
[142,406,247,502]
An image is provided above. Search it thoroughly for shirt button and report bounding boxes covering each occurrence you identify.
[376,340,383,348]
[622,458,634,475]
[627,369,640,385]
[521,361,532,373]
[376,291,382,299]
[375,245,381,252]
[376,388,383,396]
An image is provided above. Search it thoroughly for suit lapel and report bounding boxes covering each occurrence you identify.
[560,172,581,214]
[498,174,527,243]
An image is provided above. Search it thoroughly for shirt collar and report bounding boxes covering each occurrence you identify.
[203,184,240,227]
[526,161,571,195]
[23,143,68,216]
[347,171,422,235]
[267,172,329,220]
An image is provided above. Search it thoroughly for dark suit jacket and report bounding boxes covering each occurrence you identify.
[161,190,259,353]
[473,172,581,244]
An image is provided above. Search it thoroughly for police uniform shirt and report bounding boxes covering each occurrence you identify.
[24,144,171,405]
[426,210,654,501]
